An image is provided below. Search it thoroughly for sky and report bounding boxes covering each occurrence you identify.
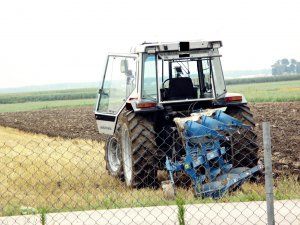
[0,0,300,88]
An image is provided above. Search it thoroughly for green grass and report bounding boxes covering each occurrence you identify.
[227,80,300,102]
[225,74,300,85]
[0,98,95,113]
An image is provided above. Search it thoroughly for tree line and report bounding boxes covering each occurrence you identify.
[272,58,300,75]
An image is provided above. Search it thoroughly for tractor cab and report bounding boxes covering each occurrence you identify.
[95,40,244,135]
[139,41,226,104]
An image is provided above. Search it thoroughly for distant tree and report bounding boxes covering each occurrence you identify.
[281,58,289,65]
[271,58,300,75]
[271,62,280,75]
[271,67,278,75]
[296,62,300,74]
[289,64,296,73]
[290,58,297,65]
[281,58,289,73]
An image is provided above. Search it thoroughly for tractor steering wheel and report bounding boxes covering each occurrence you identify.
[162,79,170,89]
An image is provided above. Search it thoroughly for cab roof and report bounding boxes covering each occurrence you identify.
[131,40,222,54]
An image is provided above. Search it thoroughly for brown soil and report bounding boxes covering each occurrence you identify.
[0,102,299,178]
[0,107,103,141]
[253,102,300,179]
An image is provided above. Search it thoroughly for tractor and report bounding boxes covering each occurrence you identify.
[95,40,261,198]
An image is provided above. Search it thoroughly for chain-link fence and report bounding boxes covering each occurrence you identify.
[0,120,299,225]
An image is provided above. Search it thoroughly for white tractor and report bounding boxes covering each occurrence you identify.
[95,40,259,195]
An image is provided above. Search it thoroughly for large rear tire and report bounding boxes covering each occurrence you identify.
[120,110,158,188]
[225,104,259,168]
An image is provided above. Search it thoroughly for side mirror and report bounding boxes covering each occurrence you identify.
[120,59,128,74]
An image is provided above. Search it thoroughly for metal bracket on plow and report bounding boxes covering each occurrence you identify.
[166,110,263,199]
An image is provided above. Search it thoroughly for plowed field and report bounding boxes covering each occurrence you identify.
[0,102,299,178]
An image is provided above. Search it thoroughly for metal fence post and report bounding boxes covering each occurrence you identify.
[263,122,275,225]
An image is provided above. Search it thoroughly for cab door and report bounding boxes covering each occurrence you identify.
[95,54,137,135]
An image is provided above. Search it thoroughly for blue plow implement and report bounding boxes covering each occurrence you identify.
[166,110,263,199]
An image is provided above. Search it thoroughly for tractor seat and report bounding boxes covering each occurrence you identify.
[166,77,197,100]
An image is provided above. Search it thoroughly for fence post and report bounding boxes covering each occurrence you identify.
[263,122,275,225]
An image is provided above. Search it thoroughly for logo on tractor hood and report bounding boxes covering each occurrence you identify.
[99,126,112,130]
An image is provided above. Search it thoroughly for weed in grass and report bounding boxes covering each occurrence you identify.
[176,195,186,225]
[39,208,47,225]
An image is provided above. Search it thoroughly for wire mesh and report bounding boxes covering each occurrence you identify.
[0,121,299,225]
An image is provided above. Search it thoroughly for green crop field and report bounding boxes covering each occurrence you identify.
[227,80,300,102]
[0,88,97,112]
[225,74,300,85]
[0,99,95,113]
[0,88,97,104]
[0,79,299,113]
